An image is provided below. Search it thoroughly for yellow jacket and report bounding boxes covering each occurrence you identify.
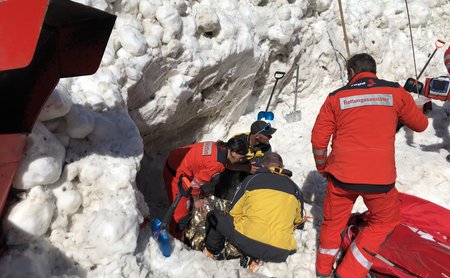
[230,168,303,251]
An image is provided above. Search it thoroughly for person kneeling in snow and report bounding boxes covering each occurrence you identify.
[164,137,248,240]
[214,120,277,200]
[204,152,304,264]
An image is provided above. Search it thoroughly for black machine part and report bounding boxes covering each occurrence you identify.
[403,78,424,95]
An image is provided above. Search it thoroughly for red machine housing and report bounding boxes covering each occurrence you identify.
[0,0,116,219]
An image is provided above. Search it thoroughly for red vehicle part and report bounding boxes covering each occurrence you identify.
[0,0,116,218]
[0,0,116,134]
[0,0,48,71]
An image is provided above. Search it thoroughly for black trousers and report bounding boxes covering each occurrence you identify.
[204,210,293,262]
[214,156,265,200]
[214,169,247,200]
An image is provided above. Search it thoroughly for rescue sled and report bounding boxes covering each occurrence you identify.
[342,193,450,278]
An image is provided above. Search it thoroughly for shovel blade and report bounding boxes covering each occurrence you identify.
[257,111,275,121]
[285,111,302,123]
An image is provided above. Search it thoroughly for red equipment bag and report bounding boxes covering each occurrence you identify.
[341,193,450,278]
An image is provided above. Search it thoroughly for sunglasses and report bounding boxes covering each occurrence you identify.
[255,122,271,135]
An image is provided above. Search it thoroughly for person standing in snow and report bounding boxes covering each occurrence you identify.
[445,46,450,75]
[311,53,428,278]
[214,120,277,200]
[444,46,450,162]
[204,152,304,265]
[164,137,248,239]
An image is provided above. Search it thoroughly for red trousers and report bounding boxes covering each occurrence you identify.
[163,166,192,239]
[316,179,401,278]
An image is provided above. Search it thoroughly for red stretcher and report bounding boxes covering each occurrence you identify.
[342,193,450,278]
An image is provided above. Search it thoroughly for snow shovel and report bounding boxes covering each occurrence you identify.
[151,176,192,257]
[257,71,285,121]
[286,63,302,123]
[403,39,446,94]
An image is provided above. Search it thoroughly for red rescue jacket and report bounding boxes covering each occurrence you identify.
[311,72,428,185]
[166,141,228,195]
[445,46,450,75]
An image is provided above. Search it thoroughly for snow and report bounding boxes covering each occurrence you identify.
[4,186,55,243]
[12,122,66,190]
[1,0,449,277]
[37,84,72,122]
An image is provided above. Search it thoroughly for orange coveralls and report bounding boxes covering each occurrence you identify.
[311,72,428,277]
[164,141,227,238]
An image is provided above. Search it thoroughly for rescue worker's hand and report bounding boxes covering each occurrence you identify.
[193,196,208,213]
[255,134,270,145]
[414,96,431,112]
[248,163,259,174]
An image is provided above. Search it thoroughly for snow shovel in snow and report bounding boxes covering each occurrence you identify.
[151,176,192,257]
[257,71,285,121]
[286,63,302,123]
[403,39,446,95]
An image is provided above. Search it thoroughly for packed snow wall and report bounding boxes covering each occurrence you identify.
[128,0,449,158]
[127,0,315,152]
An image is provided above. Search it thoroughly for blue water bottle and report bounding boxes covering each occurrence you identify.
[151,218,172,257]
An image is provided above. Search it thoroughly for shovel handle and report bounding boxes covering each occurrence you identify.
[263,71,286,113]
[417,40,446,80]
[294,64,300,112]
[177,176,193,197]
[274,71,285,79]
[435,39,446,50]
[161,176,192,228]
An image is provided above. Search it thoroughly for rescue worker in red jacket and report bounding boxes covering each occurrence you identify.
[164,137,248,239]
[445,46,450,75]
[311,53,428,278]
[444,46,450,162]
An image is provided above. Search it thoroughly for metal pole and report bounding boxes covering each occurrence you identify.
[338,0,351,57]
[293,63,299,121]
